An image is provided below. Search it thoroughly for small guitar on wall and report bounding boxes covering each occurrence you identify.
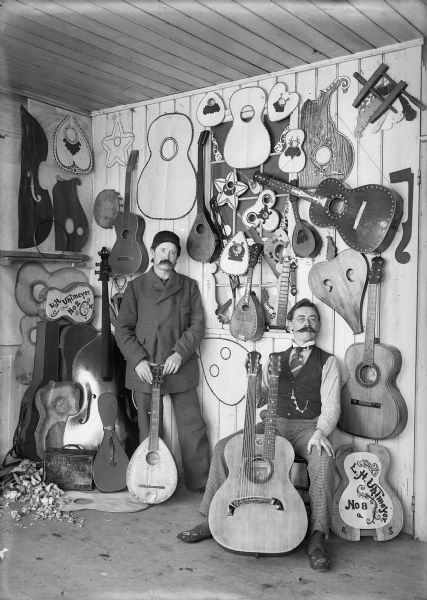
[253,171,403,254]
[186,130,221,262]
[339,257,407,439]
[230,243,265,342]
[110,150,149,276]
[126,365,178,504]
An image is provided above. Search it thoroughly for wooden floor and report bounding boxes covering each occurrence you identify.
[1,482,426,600]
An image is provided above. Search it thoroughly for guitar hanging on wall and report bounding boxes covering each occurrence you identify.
[186,130,221,262]
[53,114,94,175]
[339,257,408,439]
[209,352,308,555]
[52,177,89,252]
[110,150,149,276]
[127,365,178,505]
[253,171,403,254]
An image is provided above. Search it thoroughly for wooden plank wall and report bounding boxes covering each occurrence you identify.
[0,40,424,537]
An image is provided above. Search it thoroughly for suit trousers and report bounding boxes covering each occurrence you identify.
[199,417,335,538]
[133,388,210,491]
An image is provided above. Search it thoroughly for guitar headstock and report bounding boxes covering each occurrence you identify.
[246,351,261,376]
[368,256,385,285]
[248,243,263,269]
[198,130,210,147]
[126,149,139,173]
[96,247,112,283]
[268,352,282,379]
[151,364,164,388]
[253,170,269,188]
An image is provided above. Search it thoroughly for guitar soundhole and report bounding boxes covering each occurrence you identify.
[296,228,308,243]
[357,363,380,387]
[160,137,178,161]
[315,145,332,166]
[195,223,206,235]
[328,197,345,217]
[240,105,254,122]
[241,303,250,313]
[122,229,130,240]
[246,457,272,484]
[146,451,160,466]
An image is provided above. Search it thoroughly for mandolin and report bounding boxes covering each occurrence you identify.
[126,365,178,504]
[253,171,403,254]
[339,257,407,439]
[230,243,265,342]
[289,190,322,259]
[186,130,221,262]
[209,352,308,554]
[110,150,149,276]
[63,248,139,454]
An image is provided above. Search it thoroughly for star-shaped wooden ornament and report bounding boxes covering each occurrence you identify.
[102,116,135,168]
[214,171,248,210]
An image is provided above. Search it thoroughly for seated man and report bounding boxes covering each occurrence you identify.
[177,298,341,572]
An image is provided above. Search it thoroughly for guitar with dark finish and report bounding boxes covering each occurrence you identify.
[126,365,178,504]
[289,187,322,259]
[186,131,221,262]
[110,150,149,275]
[63,248,139,455]
[209,352,308,554]
[18,105,53,248]
[93,392,130,493]
[339,257,407,439]
[230,243,265,342]
[254,171,403,254]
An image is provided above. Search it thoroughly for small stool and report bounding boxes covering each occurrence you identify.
[291,454,309,507]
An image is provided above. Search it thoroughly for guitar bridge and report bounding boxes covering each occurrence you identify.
[138,484,166,489]
[227,496,284,516]
[351,399,381,409]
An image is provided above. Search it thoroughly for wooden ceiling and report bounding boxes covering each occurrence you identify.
[1,0,426,114]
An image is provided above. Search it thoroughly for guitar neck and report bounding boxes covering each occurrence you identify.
[149,385,161,451]
[275,260,291,328]
[290,196,303,226]
[101,278,113,381]
[263,373,279,460]
[243,268,254,304]
[241,374,258,457]
[196,141,206,213]
[254,172,327,207]
[364,282,378,364]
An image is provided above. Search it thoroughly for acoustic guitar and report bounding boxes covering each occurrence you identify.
[253,171,403,254]
[126,365,178,505]
[339,257,408,439]
[209,352,308,554]
[110,150,149,276]
[93,392,130,493]
[186,130,221,263]
[230,243,265,342]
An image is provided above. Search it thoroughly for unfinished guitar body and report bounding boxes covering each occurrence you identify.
[308,249,368,334]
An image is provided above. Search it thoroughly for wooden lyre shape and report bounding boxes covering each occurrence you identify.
[126,365,178,505]
[110,149,149,275]
[339,257,408,439]
[209,352,308,554]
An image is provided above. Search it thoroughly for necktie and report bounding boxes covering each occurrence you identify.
[290,346,304,375]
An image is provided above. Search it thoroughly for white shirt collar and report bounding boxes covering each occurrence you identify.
[292,341,316,349]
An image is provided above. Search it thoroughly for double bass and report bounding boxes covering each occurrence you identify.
[63,248,138,455]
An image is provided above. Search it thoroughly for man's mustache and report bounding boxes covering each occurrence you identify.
[297,325,316,332]
[159,259,173,265]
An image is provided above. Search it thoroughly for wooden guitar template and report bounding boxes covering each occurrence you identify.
[253,171,403,254]
[339,257,408,439]
[53,114,94,175]
[332,443,403,541]
[52,177,89,252]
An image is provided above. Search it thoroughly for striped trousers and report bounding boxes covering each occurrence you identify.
[199,417,335,538]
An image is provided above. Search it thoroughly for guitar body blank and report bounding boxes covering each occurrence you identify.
[309,178,403,253]
[339,342,408,439]
[230,292,265,342]
[209,433,308,554]
[126,437,178,505]
[110,211,149,275]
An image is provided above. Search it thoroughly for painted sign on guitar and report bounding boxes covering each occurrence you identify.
[38,283,95,324]
[137,113,196,220]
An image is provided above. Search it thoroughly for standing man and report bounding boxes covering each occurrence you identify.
[177,298,341,572]
[115,230,209,492]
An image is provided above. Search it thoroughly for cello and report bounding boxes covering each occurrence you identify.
[63,248,138,455]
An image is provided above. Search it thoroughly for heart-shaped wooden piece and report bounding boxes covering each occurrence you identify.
[308,249,368,333]
[267,82,299,122]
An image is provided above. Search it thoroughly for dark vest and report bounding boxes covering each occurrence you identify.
[277,346,331,419]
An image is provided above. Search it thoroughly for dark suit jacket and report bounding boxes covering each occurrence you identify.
[115,268,205,394]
